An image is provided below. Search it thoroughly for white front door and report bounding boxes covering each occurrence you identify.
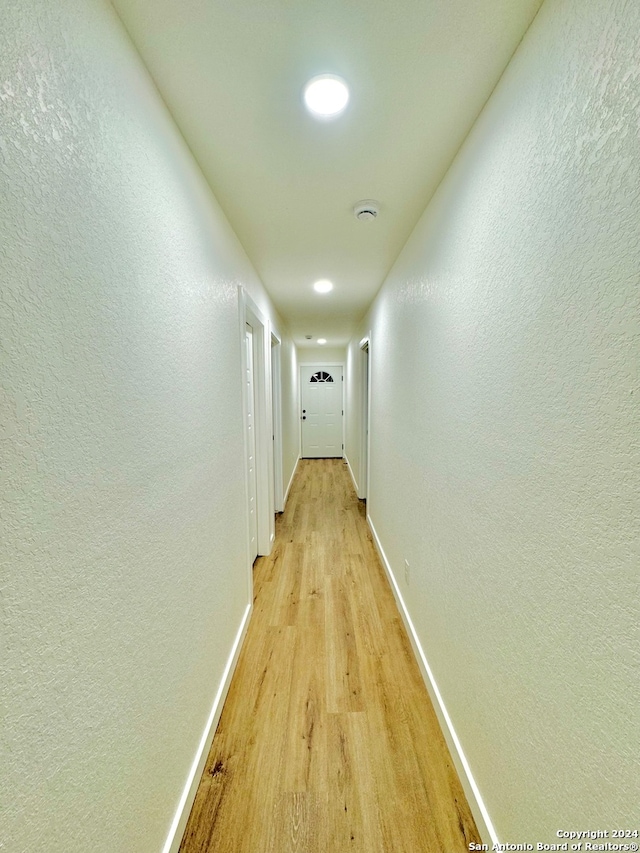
[245,323,258,562]
[300,365,343,458]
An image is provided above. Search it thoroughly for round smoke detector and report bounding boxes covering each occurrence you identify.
[354,200,380,221]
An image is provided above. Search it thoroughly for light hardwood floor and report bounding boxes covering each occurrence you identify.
[179,458,480,853]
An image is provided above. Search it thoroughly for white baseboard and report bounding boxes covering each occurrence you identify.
[283,455,300,509]
[162,602,252,853]
[344,453,360,496]
[366,514,499,848]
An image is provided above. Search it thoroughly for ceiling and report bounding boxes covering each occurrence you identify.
[112,0,543,347]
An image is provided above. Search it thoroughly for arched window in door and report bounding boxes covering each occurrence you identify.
[310,371,334,383]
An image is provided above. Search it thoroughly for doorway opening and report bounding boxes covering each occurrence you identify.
[244,322,259,563]
[359,336,370,501]
[240,289,274,570]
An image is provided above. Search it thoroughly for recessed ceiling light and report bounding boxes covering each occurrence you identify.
[303,75,349,119]
[313,279,333,294]
[317,338,327,345]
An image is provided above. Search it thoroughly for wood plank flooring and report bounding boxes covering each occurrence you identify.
[179,458,480,853]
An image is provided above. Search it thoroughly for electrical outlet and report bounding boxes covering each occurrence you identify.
[404,559,410,585]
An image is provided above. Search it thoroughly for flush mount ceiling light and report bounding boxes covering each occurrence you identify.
[317,338,327,345]
[303,75,349,119]
[313,279,333,294]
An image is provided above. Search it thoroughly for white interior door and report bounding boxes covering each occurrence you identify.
[301,365,343,458]
[245,323,258,562]
[271,335,284,512]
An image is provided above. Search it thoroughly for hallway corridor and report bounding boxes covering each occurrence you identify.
[179,460,479,852]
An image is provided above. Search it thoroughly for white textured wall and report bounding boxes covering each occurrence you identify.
[0,2,293,851]
[297,345,346,364]
[354,0,640,840]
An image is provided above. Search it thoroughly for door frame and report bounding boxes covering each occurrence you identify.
[244,322,259,562]
[239,288,274,565]
[298,362,345,458]
[358,335,371,501]
[271,330,284,513]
